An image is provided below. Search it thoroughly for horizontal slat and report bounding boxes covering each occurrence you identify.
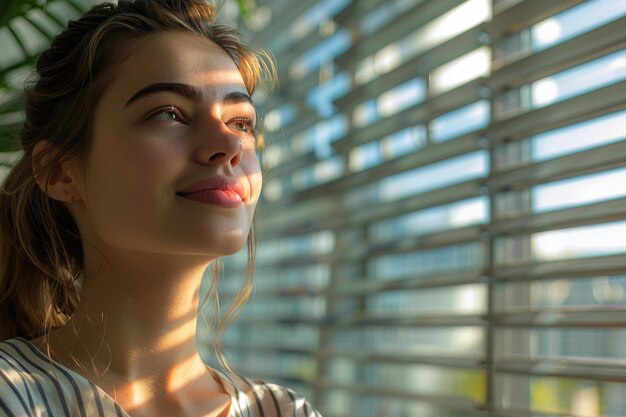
[335,269,483,296]
[493,306,626,328]
[333,0,383,26]
[334,26,484,110]
[493,408,593,417]
[308,178,484,223]
[333,79,483,153]
[335,313,485,328]
[274,31,327,81]
[262,149,318,180]
[258,195,337,237]
[484,0,585,40]
[489,16,626,88]
[231,366,314,385]
[225,344,318,356]
[238,307,626,329]
[490,197,626,236]
[346,180,484,224]
[226,272,482,301]
[495,356,626,382]
[275,105,324,140]
[235,313,485,327]
[229,253,625,295]
[326,350,483,369]
[363,224,483,257]
[335,0,465,71]
[226,269,482,299]
[226,343,484,369]
[279,67,323,103]
[488,80,626,144]
[260,179,485,238]
[229,285,325,298]
[321,134,481,195]
[315,379,484,412]
[248,0,318,49]
[254,254,330,269]
[494,254,626,281]
[342,236,461,271]
[487,140,626,191]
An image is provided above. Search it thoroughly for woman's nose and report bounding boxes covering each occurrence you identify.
[194,121,243,167]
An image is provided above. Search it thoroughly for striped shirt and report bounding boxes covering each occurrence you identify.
[0,338,321,417]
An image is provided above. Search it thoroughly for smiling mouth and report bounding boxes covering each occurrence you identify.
[178,189,243,208]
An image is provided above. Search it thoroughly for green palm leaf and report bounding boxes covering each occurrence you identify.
[0,0,88,151]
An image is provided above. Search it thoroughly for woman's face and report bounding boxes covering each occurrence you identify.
[74,31,261,257]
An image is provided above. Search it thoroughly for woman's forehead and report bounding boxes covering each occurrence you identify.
[105,31,247,104]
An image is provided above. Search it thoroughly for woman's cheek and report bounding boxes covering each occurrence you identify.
[250,172,263,205]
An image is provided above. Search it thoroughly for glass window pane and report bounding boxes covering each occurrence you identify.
[431,101,490,142]
[359,0,424,36]
[290,29,351,79]
[531,0,626,51]
[531,49,626,108]
[496,327,626,360]
[379,151,488,201]
[370,242,484,281]
[353,78,426,128]
[532,109,626,161]
[355,0,491,85]
[367,285,486,315]
[533,168,626,212]
[430,47,491,95]
[349,141,382,172]
[532,221,626,261]
[496,375,626,416]
[369,197,488,242]
[330,326,485,355]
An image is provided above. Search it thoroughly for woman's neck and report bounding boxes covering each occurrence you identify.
[35,249,229,415]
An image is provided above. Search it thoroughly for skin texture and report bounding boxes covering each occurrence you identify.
[32,31,262,416]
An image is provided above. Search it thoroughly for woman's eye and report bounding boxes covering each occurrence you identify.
[148,106,186,123]
[229,118,257,136]
[232,121,248,132]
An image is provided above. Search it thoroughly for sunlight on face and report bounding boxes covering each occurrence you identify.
[73,31,262,259]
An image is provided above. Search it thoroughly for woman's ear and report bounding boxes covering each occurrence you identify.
[32,141,81,204]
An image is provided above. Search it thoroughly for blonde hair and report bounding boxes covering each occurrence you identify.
[0,0,274,370]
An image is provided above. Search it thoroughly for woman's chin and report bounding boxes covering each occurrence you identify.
[210,230,249,257]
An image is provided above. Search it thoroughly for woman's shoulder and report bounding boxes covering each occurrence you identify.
[0,337,38,378]
[0,337,128,417]
[0,337,62,383]
[0,340,322,417]
[214,369,323,417]
[0,337,63,414]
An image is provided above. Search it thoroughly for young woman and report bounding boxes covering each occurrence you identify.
[0,1,321,416]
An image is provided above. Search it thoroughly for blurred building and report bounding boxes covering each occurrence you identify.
[211,0,626,416]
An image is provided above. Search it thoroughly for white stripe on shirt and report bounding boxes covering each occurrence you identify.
[0,338,321,417]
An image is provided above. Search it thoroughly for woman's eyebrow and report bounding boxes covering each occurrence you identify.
[123,83,254,109]
[222,91,254,108]
[124,82,203,107]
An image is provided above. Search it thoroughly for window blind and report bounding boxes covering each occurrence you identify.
[208,0,626,416]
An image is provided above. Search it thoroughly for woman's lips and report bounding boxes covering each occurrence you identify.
[177,177,246,208]
[179,189,243,208]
